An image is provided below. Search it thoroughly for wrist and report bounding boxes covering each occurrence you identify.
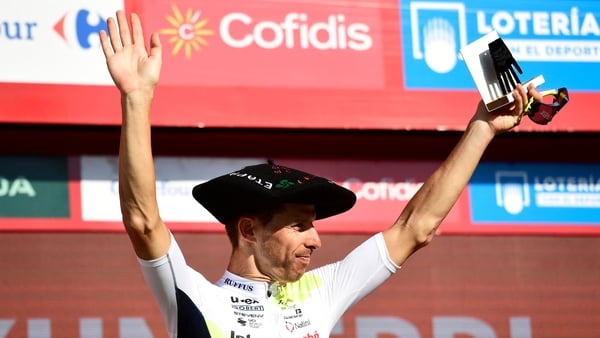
[465,119,496,146]
[121,89,155,108]
[120,89,155,125]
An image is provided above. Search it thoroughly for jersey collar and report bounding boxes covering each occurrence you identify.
[217,271,277,299]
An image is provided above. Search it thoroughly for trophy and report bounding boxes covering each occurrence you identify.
[460,31,544,111]
[460,31,568,124]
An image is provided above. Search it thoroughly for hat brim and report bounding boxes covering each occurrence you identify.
[192,176,356,225]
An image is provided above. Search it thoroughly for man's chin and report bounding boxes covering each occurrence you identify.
[282,270,306,284]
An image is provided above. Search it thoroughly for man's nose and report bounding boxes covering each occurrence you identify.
[306,226,321,251]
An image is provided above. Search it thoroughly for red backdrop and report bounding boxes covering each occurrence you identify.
[1,232,599,338]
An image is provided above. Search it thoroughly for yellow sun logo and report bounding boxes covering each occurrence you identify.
[159,4,214,59]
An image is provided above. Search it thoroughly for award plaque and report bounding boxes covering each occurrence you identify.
[460,30,544,112]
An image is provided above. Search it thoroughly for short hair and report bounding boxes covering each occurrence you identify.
[223,202,285,248]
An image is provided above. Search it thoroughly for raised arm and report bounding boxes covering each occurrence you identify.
[100,11,170,260]
[383,84,539,266]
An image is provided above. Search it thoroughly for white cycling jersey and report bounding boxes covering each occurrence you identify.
[138,232,398,338]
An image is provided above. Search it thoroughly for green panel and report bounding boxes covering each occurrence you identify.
[0,156,70,217]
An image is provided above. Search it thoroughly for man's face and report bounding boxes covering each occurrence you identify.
[255,203,321,283]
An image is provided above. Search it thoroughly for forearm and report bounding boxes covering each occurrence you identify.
[118,91,167,258]
[119,91,155,218]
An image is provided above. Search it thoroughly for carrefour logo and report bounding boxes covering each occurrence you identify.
[54,9,107,49]
[400,0,600,91]
[159,4,373,60]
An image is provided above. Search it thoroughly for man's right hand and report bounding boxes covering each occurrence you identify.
[100,11,162,96]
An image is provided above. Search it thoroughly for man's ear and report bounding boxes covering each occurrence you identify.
[238,216,257,244]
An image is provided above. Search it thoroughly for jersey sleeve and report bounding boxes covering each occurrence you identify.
[137,232,212,338]
[310,232,400,329]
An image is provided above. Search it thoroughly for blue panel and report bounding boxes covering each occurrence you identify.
[470,162,600,225]
[399,0,600,91]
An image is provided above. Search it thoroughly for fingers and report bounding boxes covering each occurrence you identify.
[512,84,528,124]
[104,16,120,53]
[516,84,528,106]
[100,11,149,55]
[100,11,126,55]
[99,29,113,58]
[100,13,123,56]
[116,10,132,47]
[130,13,145,47]
[149,32,162,58]
[528,84,544,102]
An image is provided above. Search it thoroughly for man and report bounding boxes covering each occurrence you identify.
[100,10,539,338]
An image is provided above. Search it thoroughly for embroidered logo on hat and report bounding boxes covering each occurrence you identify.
[276,179,296,189]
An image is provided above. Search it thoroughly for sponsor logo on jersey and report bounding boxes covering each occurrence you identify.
[230,331,251,338]
[303,332,320,338]
[224,278,255,292]
[231,297,259,304]
[285,319,311,332]
[237,317,262,328]
[234,311,264,318]
[284,308,304,320]
[232,304,265,312]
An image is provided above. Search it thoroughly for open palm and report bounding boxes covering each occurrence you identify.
[100,11,162,95]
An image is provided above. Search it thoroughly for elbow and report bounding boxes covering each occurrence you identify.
[120,204,162,236]
[121,210,144,232]
[403,217,440,250]
[417,232,434,246]
[412,228,435,249]
[383,216,440,266]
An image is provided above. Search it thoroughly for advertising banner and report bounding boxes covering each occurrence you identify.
[79,156,264,223]
[0,156,70,218]
[0,0,597,131]
[400,0,600,92]
[1,156,598,235]
[139,0,384,89]
[77,156,466,233]
[470,163,600,224]
[0,0,123,85]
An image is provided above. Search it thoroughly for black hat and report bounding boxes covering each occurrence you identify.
[192,162,356,224]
